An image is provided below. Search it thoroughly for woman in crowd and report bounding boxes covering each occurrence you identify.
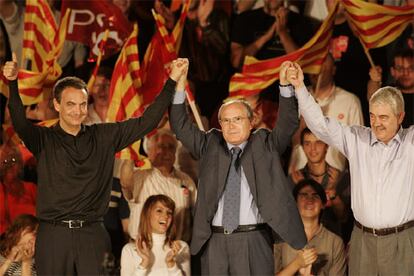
[121,195,190,275]
[0,143,36,234]
[274,179,346,275]
[0,214,38,276]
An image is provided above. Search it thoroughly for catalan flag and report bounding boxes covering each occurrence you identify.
[149,0,195,103]
[17,0,70,104]
[342,0,414,49]
[228,1,338,98]
[107,24,144,162]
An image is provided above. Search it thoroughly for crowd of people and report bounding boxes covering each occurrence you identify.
[0,0,413,275]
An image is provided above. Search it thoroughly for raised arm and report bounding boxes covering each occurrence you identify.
[230,23,276,70]
[282,61,351,157]
[120,159,135,200]
[111,59,187,152]
[4,53,43,155]
[169,60,207,159]
[267,61,299,153]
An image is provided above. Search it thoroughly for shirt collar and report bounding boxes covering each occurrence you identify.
[54,122,86,137]
[226,141,248,152]
[369,126,403,146]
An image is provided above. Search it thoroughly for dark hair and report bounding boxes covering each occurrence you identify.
[138,195,176,249]
[53,76,88,103]
[300,127,313,145]
[293,178,327,205]
[393,48,413,65]
[96,66,113,81]
[0,214,39,257]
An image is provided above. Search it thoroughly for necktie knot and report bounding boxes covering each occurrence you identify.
[231,147,241,158]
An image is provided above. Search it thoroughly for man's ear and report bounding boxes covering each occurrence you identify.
[398,111,405,125]
[53,98,60,113]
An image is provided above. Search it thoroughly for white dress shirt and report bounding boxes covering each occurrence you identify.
[286,85,414,228]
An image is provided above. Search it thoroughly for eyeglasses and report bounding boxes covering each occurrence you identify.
[219,116,248,126]
[298,192,320,201]
[393,66,414,74]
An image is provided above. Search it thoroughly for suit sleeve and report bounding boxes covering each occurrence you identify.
[268,93,299,154]
[169,103,208,159]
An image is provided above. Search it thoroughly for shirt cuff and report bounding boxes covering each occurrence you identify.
[279,85,295,98]
[173,90,186,104]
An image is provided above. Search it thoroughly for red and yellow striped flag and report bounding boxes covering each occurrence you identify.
[17,0,70,104]
[151,0,195,102]
[107,24,144,162]
[342,0,414,49]
[228,1,338,98]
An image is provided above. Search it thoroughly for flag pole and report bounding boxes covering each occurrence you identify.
[185,83,205,131]
[358,37,376,68]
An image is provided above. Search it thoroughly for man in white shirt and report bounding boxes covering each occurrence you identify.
[290,54,364,172]
[120,129,197,243]
[281,61,414,275]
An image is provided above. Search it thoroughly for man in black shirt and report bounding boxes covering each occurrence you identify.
[3,53,188,275]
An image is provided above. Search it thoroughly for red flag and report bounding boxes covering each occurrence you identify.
[141,1,192,105]
[61,0,132,58]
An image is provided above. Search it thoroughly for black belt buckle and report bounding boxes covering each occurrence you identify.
[63,220,84,229]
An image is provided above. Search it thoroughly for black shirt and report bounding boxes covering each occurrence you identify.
[8,79,176,221]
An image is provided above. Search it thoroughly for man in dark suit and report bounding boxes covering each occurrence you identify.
[169,59,307,275]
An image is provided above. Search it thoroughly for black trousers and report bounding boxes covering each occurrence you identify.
[35,221,111,275]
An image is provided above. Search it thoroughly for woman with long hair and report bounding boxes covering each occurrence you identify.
[0,214,38,276]
[121,195,190,275]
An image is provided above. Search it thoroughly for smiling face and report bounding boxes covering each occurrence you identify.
[53,87,88,134]
[297,185,324,221]
[302,132,328,164]
[219,102,253,145]
[149,201,173,235]
[369,102,404,144]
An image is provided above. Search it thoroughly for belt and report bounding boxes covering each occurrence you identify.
[40,219,102,229]
[355,220,414,236]
[211,224,267,235]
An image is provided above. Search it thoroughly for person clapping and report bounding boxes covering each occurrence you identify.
[120,195,190,275]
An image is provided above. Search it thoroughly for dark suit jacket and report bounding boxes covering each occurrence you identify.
[170,95,307,255]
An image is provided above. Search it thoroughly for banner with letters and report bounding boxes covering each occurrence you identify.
[61,0,132,57]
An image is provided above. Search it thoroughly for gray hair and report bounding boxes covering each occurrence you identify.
[143,129,177,154]
[218,99,254,121]
[369,86,405,116]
